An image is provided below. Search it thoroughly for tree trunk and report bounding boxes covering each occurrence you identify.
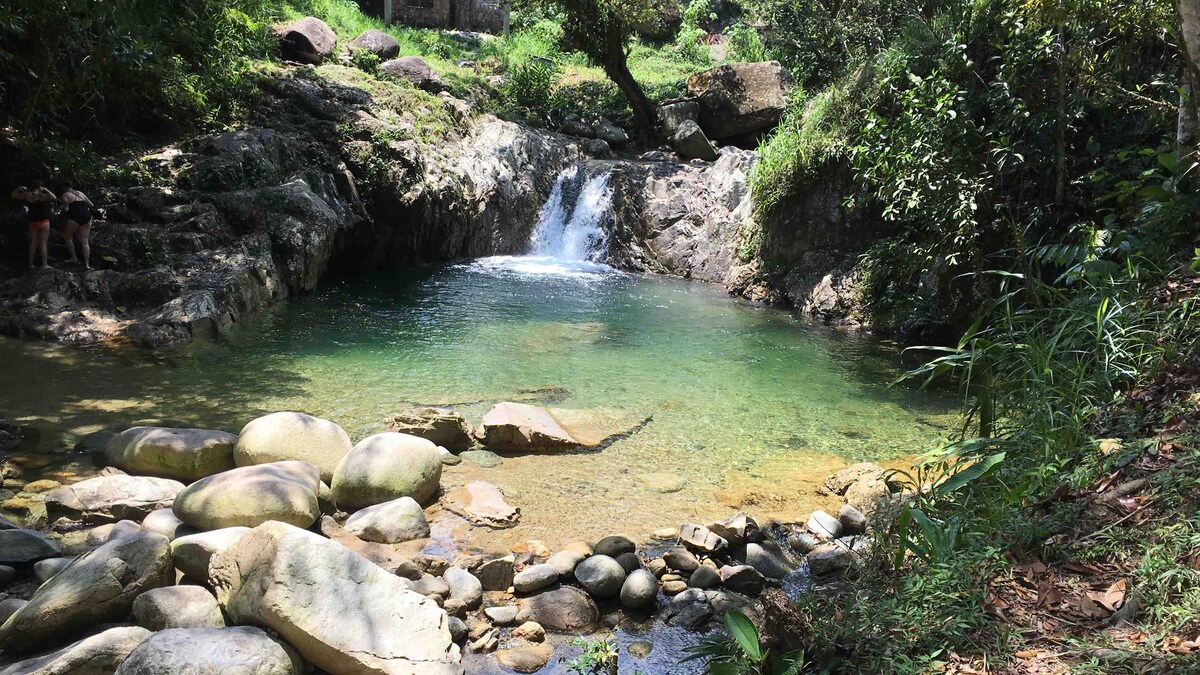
[598,24,659,142]
[1179,0,1200,163]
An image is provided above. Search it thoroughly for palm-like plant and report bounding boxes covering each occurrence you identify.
[681,611,805,675]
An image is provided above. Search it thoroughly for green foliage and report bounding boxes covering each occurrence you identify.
[506,58,562,123]
[350,48,381,74]
[565,635,618,674]
[724,23,768,63]
[681,612,805,675]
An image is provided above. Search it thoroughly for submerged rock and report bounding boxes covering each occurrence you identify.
[173,461,321,530]
[459,450,503,468]
[332,432,443,509]
[105,426,237,482]
[442,481,519,528]
[387,407,474,453]
[495,644,553,673]
[516,586,599,631]
[211,521,460,674]
[233,412,353,483]
[475,402,578,451]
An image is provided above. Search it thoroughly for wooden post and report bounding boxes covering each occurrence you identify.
[384,0,393,25]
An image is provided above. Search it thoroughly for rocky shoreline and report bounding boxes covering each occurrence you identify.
[0,404,906,673]
[0,47,879,347]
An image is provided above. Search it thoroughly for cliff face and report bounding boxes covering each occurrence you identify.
[0,73,583,346]
[0,70,887,347]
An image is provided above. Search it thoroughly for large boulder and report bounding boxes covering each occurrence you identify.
[657,100,700,138]
[475,402,578,452]
[515,586,599,631]
[210,521,461,675]
[132,585,226,630]
[0,626,152,675]
[674,120,719,161]
[349,29,401,60]
[105,427,237,482]
[332,433,443,510]
[344,496,430,543]
[141,508,187,539]
[379,56,449,93]
[685,61,791,139]
[0,528,61,564]
[44,475,185,525]
[0,532,173,652]
[276,17,336,65]
[170,527,250,580]
[573,554,626,597]
[114,626,300,675]
[620,568,658,610]
[173,461,321,531]
[386,408,473,453]
[441,481,519,528]
[233,412,352,483]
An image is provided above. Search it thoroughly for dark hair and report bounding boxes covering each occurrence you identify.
[31,179,43,189]
[62,180,73,190]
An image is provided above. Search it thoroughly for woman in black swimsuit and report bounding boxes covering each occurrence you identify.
[10,180,56,269]
[61,181,95,269]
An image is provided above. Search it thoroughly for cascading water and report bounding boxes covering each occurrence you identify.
[529,166,613,262]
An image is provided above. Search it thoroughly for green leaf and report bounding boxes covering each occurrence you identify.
[936,452,1006,495]
[724,611,763,662]
[711,662,740,675]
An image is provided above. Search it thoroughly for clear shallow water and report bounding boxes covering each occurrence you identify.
[0,257,957,552]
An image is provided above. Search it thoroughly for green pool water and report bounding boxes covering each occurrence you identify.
[1,257,958,551]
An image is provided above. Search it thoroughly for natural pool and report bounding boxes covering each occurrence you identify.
[0,255,958,553]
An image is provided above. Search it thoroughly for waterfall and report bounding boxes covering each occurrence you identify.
[529,166,613,261]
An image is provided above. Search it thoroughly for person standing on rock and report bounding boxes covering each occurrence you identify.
[10,181,56,269]
[60,181,95,269]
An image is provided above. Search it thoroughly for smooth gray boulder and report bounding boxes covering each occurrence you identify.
[170,527,250,580]
[593,535,635,557]
[276,16,336,65]
[656,100,699,137]
[173,461,321,530]
[807,509,842,539]
[838,503,868,534]
[686,61,791,139]
[141,508,187,539]
[666,588,711,629]
[719,564,765,595]
[475,555,515,591]
[515,586,599,631]
[33,556,71,583]
[688,564,721,589]
[443,567,483,610]
[132,585,226,630]
[105,426,236,482]
[512,563,558,593]
[114,626,299,675]
[44,475,185,525]
[0,528,61,564]
[0,625,152,675]
[0,532,173,652]
[663,546,699,572]
[744,542,796,579]
[379,56,449,93]
[349,29,401,60]
[0,598,27,624]
[386,407,473,452]
[210,521,461,675]
[0,564,13,585]
[344,496,430,543]
[332,433,443,509]
[674,120,719,161]
[546,550,585,577]
[483,605,519,625]
[574,554,626,598]
[233,412,352,483]
[619,568,658,610]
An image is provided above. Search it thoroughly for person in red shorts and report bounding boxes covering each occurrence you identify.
[10,180,57,269]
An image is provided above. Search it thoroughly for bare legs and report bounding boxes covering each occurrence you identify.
[63,220,92,269]
[64,220,78,263]
[28,224,50,268]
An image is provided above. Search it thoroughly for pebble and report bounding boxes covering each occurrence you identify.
[484,605,520,625]
[511,621,545,642]
[628,640,654,658]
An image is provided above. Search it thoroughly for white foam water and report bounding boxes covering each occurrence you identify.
[529,166,613,261]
